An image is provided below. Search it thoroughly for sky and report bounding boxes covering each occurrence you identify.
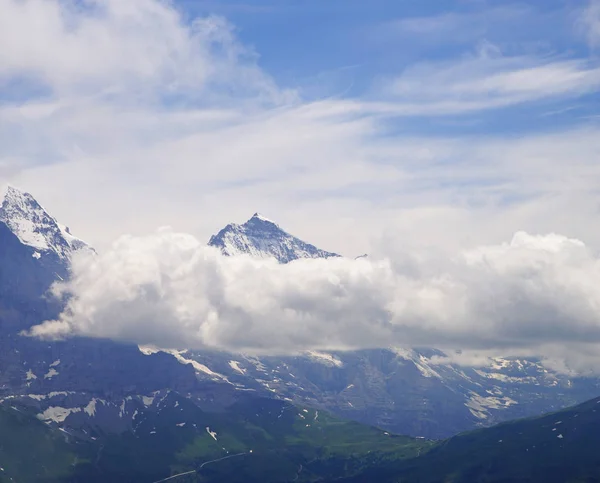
[3,0,600,371]
[1,0,599,256]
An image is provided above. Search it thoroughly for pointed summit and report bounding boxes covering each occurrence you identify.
[208,213,340,263]
[249,212,278,226]
[0,185,90,260]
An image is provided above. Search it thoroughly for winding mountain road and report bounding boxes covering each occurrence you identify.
[151,451,251,483]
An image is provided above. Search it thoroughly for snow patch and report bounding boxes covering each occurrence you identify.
[243,356,268,373]
[228,360,246,375]
[252,213,277,224]
[171,351,230,382]
[37,406,81,423]
[206,427,218,441]
[44,368,59,379]
[84,399,99,417]
[305,351,343,368]
[474,369,535,384]
[465,392,517,420]
[139,346,231,383]
[391,348,441,378]
[138,345,161,356]
[25,391,71,401]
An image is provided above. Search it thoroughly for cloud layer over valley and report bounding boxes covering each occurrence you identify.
[27,228,600,374]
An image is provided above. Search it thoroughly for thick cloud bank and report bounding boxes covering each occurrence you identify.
[27,229,600,369]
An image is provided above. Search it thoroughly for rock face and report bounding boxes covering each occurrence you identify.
[208,213,340,263]
[0,186,94,326]
[0,188,73,328]
[0,186,90,261]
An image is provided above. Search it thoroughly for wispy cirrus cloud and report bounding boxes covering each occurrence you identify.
[380,5,534,46]
[376,48,600,115]
[583,0,600,48]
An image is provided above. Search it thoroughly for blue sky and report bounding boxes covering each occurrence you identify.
[184,0,600,135]
[1,0,600,257]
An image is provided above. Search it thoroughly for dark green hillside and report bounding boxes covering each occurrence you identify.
[0,393,429,483]
[342,396,600,483]
[0,405,83,483]
[11,390,600,483]
[73,393,429,483]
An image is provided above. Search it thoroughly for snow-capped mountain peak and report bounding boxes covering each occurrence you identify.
[250,212,278,225]
[0,185,90,260]
[208,213,340,263]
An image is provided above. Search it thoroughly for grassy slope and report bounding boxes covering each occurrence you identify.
[82,394,431,482]
[0,393,430,483]
[0,405,84,483]
[6,392,600,483]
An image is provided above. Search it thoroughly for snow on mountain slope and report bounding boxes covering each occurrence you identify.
[199,213,600,437]
[0,186,90,260]
[208,212,340,263]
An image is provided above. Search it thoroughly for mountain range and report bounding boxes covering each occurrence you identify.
[3,372,600,482]
[1,185,600,481]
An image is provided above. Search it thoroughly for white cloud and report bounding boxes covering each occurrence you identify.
[25,229,600,373]
[582,0,600,48]
[0,0,288,103]
[380,51,600,114]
